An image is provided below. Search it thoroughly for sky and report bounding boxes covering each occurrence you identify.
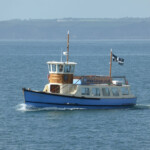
[0,0,150,20]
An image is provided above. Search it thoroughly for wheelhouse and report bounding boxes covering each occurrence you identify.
[47,61,77,74]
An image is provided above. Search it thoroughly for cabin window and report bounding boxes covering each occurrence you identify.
[50,85,60,93]
[121,87,129,95]
[111,88,119,96]
[64,74,68,82]
[92,88,100,96]
[64,65,71,72]
[52,64,56,72]
[70,65,74,73]
[81,88,90,95]
[48,64,51,72]
[102,88,110,96]
[57,64,63,72]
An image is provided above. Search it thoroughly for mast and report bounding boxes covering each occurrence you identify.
[109,49,112,77]
[67,30,69,63]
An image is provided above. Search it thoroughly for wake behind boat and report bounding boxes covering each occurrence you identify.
[22,31,137,109]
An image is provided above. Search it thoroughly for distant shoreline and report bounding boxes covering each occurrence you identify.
[0,17,150,22]
[0,18,150,40]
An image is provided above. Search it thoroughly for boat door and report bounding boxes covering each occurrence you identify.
[50,85,60,93]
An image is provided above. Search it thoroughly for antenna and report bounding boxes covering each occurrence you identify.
[67,30,69,63]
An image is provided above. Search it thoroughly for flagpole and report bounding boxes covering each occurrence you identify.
[67,30,69,63]
[109,49,112,77]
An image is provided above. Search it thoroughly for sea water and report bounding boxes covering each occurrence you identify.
[0,40,150,150]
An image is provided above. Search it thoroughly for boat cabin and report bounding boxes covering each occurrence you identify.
[46,61,77,93]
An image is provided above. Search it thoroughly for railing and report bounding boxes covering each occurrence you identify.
[111,76,128,85]
[73,75,128,85]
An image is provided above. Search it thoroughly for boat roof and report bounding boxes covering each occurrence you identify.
[47,61,77,65]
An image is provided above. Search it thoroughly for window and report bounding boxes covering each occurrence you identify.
[92,88,100,96]
[111,88,119,96]
[48,64,51,72]
[64,65,71,72]
[50,85,60,93]
[102,88,110,96]
[81,88,90,95]
[64,75,68,82]
[52,64,56,72]
[70,65,74,73]
[58,64,63,72]
[121,87,129,95]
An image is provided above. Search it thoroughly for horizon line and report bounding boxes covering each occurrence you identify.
[1,17,150,22]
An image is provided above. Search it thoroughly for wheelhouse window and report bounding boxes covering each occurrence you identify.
[81,88,90,95]
[92,88,100,96]
[121,87,129,95]
[48,64,51,72]
[57,64,63,72]
[102,88,110,96]
[70,65,74,73]
[111,87,119,96]
[52,64,56,72]
[64,65,71,72]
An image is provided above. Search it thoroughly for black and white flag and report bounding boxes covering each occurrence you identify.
[112,53,124,65]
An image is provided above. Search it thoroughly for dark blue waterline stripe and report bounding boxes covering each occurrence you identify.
[25,101,135,107]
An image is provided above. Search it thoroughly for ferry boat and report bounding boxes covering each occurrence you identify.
[22,32,137,109]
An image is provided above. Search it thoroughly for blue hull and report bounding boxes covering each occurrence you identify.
[22,88,137,109]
